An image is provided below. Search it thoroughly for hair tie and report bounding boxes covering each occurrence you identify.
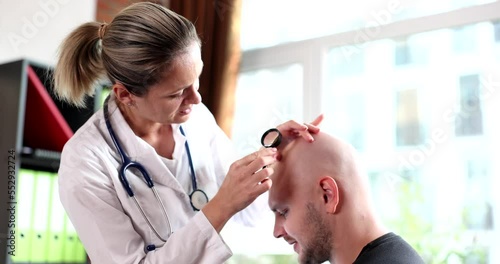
[98,23,108,39]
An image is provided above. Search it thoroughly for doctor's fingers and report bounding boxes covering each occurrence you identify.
[245,176,273,200]
[276,120,307,137]
[232,148,277,169]
[302,114,324,134]
[228,155,276,184]
[252,166,274,185]
[276,120,314,143]
[298,114,324,137]
[277,115,324,142]
[240,169,273,201]
[246,155,277,176]
[309,114,324,127]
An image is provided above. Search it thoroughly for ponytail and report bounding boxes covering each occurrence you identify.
[54,2,200,108]
[53,22,105,108]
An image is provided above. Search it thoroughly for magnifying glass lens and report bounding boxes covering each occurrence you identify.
[261,129,282,148]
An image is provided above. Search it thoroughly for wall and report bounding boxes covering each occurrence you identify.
[0,0,97,66]
[96,0,151,23]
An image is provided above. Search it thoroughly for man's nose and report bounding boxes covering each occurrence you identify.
[273,218,286,238]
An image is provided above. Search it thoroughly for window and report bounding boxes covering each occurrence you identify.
[453,25,477,53]
[455,74,483,136]
[240,0,498,51]
[494,20,500,42]
[395,39,412,65]
[327,47,365,76]
[321,88,366,150]
[396,89,421,146]
[231,64,303,157]
[234,1,500,263]
[463,159,493,230]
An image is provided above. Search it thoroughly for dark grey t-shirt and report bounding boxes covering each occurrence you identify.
[353,233,425,264]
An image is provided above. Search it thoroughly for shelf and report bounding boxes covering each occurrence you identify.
[0,59,99,264]
[20,147,61,173]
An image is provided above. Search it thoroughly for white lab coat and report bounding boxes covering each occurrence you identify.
[58,95,264,264]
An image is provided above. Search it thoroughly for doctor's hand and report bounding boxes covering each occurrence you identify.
[272,114,324,161]
[202,147,277,233]
[276,114,324,143]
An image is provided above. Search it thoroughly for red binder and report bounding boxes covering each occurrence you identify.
[23,66,73,152]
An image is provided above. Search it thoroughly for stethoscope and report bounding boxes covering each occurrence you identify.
[103,96,209,252]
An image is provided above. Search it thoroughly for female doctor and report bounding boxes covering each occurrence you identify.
[53,2,321,264]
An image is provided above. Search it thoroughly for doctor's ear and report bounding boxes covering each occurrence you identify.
[319,177,339,214]
[113,83,135,106]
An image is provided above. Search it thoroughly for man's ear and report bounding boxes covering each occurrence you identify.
[319,176,340,214]
[113,83,134,106]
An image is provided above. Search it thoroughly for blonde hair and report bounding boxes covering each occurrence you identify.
[53,2,200,108]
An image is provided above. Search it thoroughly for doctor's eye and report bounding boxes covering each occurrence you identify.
[168,91,183,98]
[167,89,185,99]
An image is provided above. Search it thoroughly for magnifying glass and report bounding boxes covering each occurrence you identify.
[261,128,282,148]
[260,128,283,171]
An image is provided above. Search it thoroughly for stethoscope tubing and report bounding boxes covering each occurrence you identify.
[103,96,172,247]
[103,95,209,251]
[179,126,198,191]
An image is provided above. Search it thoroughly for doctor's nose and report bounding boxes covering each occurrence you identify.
[184,82,201,105]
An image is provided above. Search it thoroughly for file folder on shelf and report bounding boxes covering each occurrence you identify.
[29,170,52,263]
[61,198,88,263]
[47,172,66,263]
[12,169,36,262]
[62,214,76,262]
[74,237,88,263]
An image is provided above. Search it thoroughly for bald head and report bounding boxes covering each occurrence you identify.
[272,132,358,187]
[269,132,370,212]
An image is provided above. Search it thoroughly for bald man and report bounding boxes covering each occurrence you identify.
[268,132,424,264]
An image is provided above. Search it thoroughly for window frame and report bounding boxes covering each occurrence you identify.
[240,1,500,122]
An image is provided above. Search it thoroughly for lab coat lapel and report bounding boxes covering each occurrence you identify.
[106,96,186,195]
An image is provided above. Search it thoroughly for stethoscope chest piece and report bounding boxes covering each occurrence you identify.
[190,189,209,211]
